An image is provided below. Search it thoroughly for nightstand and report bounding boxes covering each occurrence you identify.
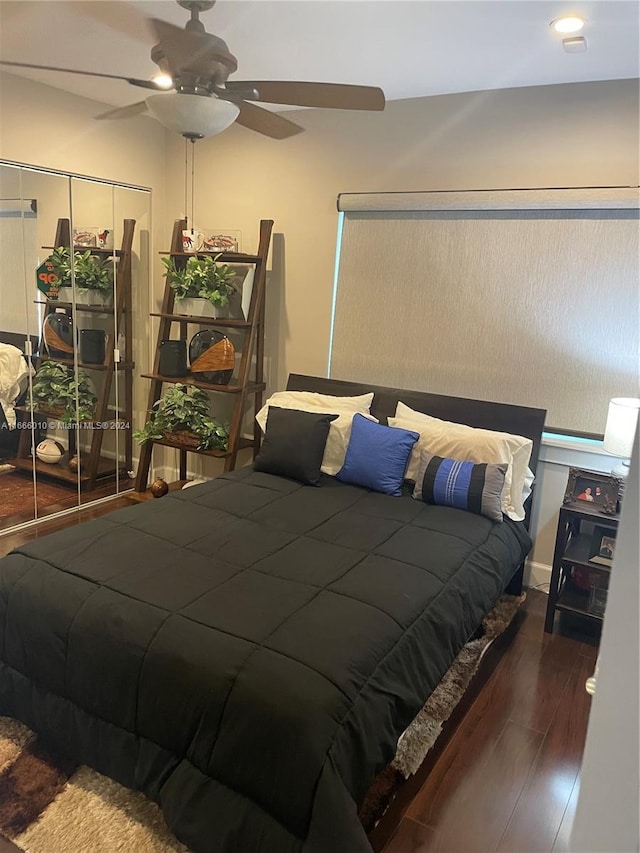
[544,503,619,633]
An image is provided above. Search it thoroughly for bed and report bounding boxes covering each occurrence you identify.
[0,374,545,852]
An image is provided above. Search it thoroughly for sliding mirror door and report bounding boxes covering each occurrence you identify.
[0,163,75,530]
[0,162,151,532]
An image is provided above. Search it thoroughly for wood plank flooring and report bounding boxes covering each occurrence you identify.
[378,593,598,853]
[0,501,598,853]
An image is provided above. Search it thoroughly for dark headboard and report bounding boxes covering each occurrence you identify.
[286,372,546,480]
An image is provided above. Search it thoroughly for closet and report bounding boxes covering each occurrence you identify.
[0,162,151,532]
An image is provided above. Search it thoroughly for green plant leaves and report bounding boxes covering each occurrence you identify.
[133,383,229,452]
[47,246,113,294]
[162,254,236,308]
[32,360,97,424]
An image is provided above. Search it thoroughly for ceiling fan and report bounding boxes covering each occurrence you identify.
[0,0,386,140]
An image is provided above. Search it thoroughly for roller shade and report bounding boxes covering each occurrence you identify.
[330,188,640,434]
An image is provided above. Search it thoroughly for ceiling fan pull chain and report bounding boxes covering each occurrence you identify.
[184,137,189,229]
[191,138,196,233]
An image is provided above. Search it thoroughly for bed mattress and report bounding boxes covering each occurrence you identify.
[0,467,531,852]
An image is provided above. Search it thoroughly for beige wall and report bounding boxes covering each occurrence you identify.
[4,74,635,402]
[1,74,637,566]
[0,72,166,192]
[164,78,640,392]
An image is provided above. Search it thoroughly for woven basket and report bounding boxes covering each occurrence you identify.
[36,404,67,419]
[162,429,201,449]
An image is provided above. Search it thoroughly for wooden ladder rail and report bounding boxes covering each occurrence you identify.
[134,218,274,489]
[84,218,135,489]
[135,218,186,491]
[224,218,273,471]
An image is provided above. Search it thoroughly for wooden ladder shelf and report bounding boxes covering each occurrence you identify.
[134,218,274,490]
[15,217,135,491]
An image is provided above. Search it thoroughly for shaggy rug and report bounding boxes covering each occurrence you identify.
[0,594,524,852]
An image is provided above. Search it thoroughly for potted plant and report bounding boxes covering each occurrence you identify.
[31,360,97,424]
[162,253,237,318]
[47,247,114,305]
[133,383,229,452]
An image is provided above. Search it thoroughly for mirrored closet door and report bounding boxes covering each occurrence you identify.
[0,162,151,532]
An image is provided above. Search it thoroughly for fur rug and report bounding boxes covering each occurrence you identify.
[0,594,524,851]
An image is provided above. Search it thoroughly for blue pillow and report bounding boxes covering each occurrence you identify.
[337,414,419,496]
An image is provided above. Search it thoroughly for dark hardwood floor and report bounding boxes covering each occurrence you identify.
[0,500,598,853]
[377,593,598,853]
[0,493,133,558]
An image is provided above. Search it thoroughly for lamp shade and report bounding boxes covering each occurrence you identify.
[145,93,239,139]
[603,397,640,459]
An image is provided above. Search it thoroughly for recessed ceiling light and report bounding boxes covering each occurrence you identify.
[152,74,174,89]
[550,15,586,34]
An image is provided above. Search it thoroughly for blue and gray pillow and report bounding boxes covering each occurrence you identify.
[412,450,507,522]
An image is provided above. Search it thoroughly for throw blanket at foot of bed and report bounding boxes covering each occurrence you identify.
[0,468,531,853]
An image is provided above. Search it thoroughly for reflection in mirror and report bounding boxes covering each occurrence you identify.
[0,162,151,533]
[0,164,72,529]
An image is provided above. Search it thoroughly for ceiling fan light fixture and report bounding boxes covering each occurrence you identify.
[152,73,174,89]
[144,92,239,138]
[550,15,586,34]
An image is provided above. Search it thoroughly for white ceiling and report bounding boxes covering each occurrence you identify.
[0,0,638,112]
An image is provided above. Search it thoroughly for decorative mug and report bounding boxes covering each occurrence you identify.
[182,230,204,253]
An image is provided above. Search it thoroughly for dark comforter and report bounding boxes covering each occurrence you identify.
[0,468,531,852]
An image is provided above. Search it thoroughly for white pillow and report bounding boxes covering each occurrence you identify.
[256,390,375,476]
[389,401,533,522]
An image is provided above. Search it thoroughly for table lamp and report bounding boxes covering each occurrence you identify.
[603,397,640,478]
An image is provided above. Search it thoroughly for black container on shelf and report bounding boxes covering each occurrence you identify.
[159,340,188,377]
[79,329,107,365]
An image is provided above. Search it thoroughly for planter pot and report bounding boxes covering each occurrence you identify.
[84,290,113,307]
[56,286,74,303]
[177,297,228,319]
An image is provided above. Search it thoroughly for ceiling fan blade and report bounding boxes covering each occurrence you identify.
[0,60,166,90]
[225,81,385,111]
[149,18,237,75]
[235,102,304,139]
[95,102,149,121]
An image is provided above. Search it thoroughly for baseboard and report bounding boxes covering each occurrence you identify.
[525,560,551,593]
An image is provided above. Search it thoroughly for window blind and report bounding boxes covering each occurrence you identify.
[330,188,639,434]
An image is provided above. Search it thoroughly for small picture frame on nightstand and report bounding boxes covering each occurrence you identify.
[563,468,621,514]
[588,526,617,567]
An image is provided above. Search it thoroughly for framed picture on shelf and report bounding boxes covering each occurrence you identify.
[563,468,621,514]
[589,526,617,567]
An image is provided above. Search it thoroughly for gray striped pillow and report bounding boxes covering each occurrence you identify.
[412,450,507,522]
